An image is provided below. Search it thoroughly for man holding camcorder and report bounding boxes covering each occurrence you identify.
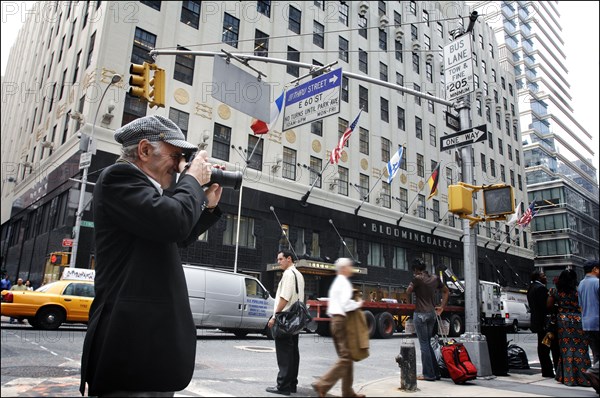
[80,115,223,396]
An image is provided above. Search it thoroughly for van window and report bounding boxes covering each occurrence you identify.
[245,278,266,298]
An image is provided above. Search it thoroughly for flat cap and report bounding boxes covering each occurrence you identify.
[114,115,196,150]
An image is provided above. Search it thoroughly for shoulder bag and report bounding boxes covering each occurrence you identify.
[272,271,312,338]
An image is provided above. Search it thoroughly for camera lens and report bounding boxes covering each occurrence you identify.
[204,169,243,190]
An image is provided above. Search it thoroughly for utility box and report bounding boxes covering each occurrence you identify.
[448,184,473,214]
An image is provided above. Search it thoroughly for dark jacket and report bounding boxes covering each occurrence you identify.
[80,162,221,395]
[527,281,548,333]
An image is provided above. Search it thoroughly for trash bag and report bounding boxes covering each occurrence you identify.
[507,344,530,369]
[431,336,450,378]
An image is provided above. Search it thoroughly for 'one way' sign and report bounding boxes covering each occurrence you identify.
[440,125,488,151]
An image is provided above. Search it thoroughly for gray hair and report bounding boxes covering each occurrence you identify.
[335,258,354,270]
[119,141,161,162]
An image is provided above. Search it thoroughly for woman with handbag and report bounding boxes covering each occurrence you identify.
[547,269,592,387]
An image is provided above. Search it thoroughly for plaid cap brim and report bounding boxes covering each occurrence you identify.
[165,139,197,150]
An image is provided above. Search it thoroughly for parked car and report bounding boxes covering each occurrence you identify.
[500,294,531,333]
[1,279,94,330]
[183,265,275,338]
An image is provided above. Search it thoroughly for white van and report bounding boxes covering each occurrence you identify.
[500,292,531,333]
[183,265,275,338]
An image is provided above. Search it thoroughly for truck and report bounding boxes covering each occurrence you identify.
[307,267,503,339]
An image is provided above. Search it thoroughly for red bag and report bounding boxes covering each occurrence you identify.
[441,343,477,384]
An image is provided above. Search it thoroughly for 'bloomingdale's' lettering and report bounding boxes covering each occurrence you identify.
[370,222,455,249]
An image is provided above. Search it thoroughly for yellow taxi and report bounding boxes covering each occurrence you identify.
[1,272,94,330]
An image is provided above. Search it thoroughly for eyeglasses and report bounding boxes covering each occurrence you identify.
[162,152,185,161]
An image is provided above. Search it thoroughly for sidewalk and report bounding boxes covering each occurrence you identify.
[355,372,599,397]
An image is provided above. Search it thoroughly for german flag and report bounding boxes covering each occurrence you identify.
[427,163,441,201]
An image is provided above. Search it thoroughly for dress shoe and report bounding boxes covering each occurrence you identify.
[311,382,326,398]
[265,386,290,396]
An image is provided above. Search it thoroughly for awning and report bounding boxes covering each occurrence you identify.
[266,259,368,275]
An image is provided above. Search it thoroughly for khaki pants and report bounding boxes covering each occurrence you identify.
[315,315,355,397]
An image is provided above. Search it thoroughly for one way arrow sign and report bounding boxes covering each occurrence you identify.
[440,124,488,151]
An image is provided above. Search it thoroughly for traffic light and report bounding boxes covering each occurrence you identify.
[129,62,151,101]
[148,67,165,108]
[448,184,473,215]
[483,185,514,217]
[50,252,63,265]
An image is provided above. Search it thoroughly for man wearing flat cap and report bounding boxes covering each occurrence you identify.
[80,115,222,396]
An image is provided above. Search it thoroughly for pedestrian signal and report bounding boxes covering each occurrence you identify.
[50,253,63,265]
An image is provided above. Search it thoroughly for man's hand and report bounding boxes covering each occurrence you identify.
[268,317,275,329]
[204,182,223,209]
[435,306,444,316]
[184,150,213,187]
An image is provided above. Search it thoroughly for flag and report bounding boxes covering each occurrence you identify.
[506,202,522,226]
[250,91,285,134]
[330,109,363,164]
[386,146,404,184]
[517,201,537,227]
[427,163,441,200]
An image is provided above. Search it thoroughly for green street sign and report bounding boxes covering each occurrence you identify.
[81,220,95,228]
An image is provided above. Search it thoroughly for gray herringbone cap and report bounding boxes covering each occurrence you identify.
[114,115,196,150]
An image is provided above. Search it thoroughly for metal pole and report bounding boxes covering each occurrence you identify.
[70,75,121,268]
[233,184,244,274]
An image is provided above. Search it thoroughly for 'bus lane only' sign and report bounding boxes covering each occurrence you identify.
[282,68,342,131]
[444,35,474,101]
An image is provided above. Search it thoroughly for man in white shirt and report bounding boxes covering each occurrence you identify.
[266,250,305,396]
[312,258,365,398]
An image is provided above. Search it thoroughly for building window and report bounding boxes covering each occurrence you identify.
[337,118,348,147]
[86,31,97,68]
[181,1,201,29]
[400,147,407,170]
[411,24,418,41]
[58,35,65,62]
[417,153,424,177]
[59,68,68,99]
[429,124,436,147]
[359,127,369,155]
[339,1,349,25]
[414,83,421,105]
[481,153,487,173]
[313,20,324,48]
[254,29,269,56]
[518,174,523,190]
[339,36,349,62]
[311,119,322,136]
[223,215,256,248]
[426,62,433,83]
[283,147,297,180]
[410,1,417,14]
[485,105,491,122]
[122,93,147,126]
[380,97,389,123]
[393,247,407,270]
[476,99,482,116]
[437,22,443,37]
[427,98,434,113]
[515,150,520,165]
[222,13,240,47]
[490,159,496,177]
[399,188,408,212]
[510,170,515,187]
[131,28,155,65]
[498,138,503,155]
[397,106,405,130]
[169,107,189,137]
[247,135,263,171]
[287,46,299,76]
[380,62,388,81]
[288,6,301,34]
[415,116,422,139]
[424,34,431,50]
[500,165,506,182]
[359,174,369,201]
[378,0,386,16]
[141,1,161,11]
[381,182,391,208]
[422,9,429,25]
[358,15,367,38]
[338,166,348,196]
[418,194,426,218]
[379,29,387,50]
[359,49,368,74]
[488,132,494,149]
[508,144,513,160]
[446,167,454,186]
[412,52,420,74]
[310,156,322,188]
[359,85,369,112]
[174,46,194,85]
[381,137,391,162]
[368,242,384,267]
[342,76,349,102]
[395,40,403,62]
[212,123,231,161]
[496,113,502,129]
[433,199,440,222]
[257,0,271,17]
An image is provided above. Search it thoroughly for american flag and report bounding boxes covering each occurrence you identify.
[330,109,362,164]
[517,201,537,227]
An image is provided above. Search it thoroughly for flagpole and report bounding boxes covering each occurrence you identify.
[395,163,440,226]
[484,254,509,285]
[300,157,331,207]
[354,173,385,215]
[430,209,450,234]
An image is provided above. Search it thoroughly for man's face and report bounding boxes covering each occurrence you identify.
[277,253,292,269]
[139,141,184,189]
[539,272,547,285]
[17,278,23,285]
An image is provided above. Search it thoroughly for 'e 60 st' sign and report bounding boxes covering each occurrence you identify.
[444,35,474,101]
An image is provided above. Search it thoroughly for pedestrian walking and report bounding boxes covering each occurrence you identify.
[9,278,27,324]
[527,270,560,377]
[577,259,599,393]
[25,280,33,291]
[1,274,11,291]
[406,259,449,382]
[312,258,365,398]
[266,250,305,396]
[79,115,223,397]
[548,269,591,387]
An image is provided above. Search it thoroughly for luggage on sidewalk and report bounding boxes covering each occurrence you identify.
[441,343,477,384]
[432,315,450,378]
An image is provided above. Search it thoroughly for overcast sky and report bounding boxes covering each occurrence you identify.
[1,1,599,178]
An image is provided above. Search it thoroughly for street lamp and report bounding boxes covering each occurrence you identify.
[70,73,122,268]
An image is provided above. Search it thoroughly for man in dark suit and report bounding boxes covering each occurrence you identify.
[527,270,559,378]
[80,115,222,396]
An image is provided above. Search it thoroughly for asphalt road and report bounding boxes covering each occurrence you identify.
[1,320,541,397]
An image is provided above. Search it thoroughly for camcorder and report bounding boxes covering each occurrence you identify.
[181,151,243,191]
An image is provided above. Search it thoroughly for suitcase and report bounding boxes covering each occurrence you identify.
[441,343,477,384]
